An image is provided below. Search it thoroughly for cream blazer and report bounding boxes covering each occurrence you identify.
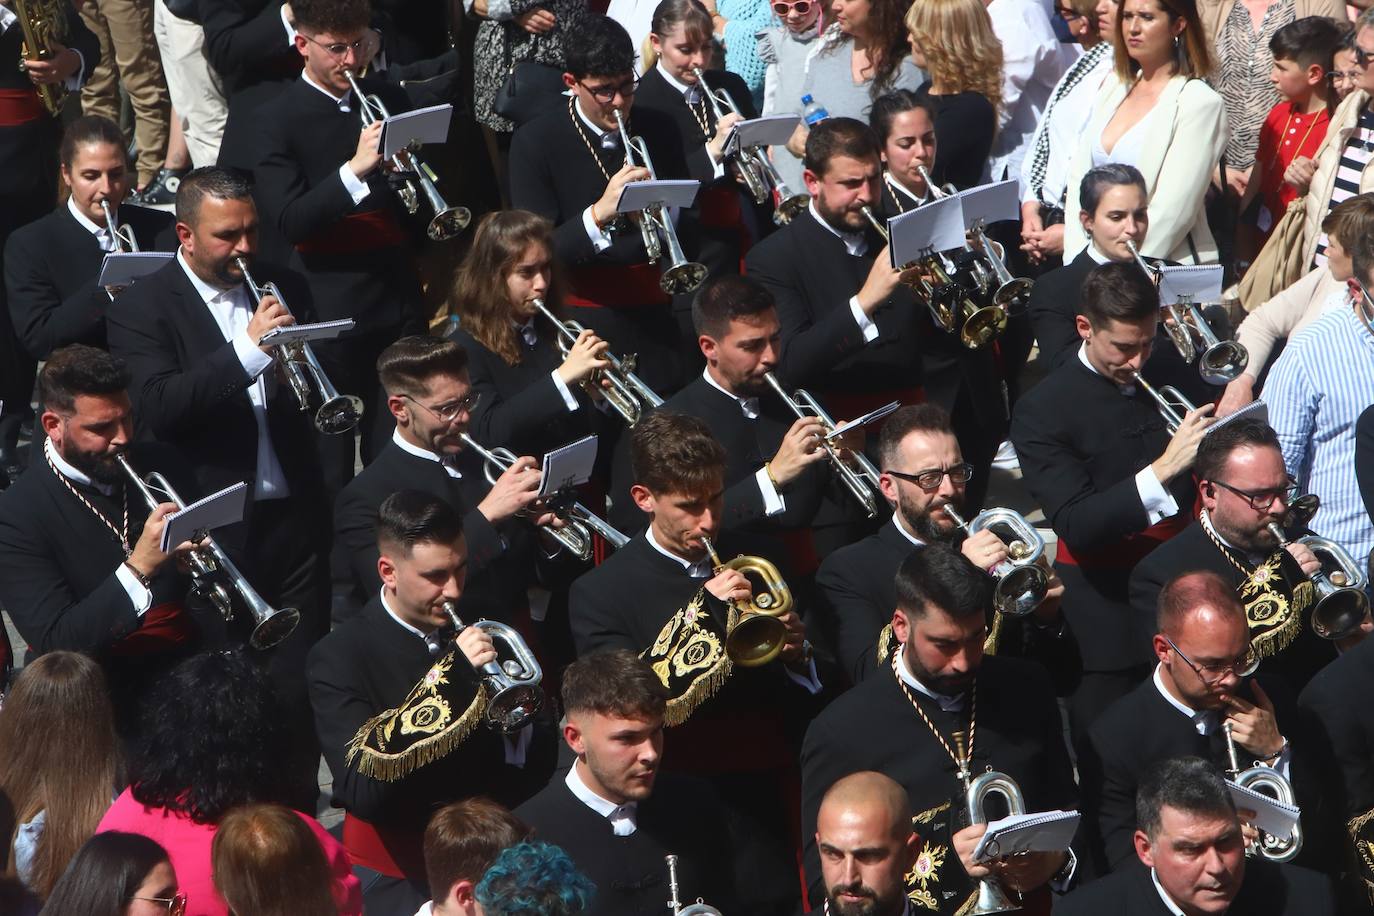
[1062,74,1228,264]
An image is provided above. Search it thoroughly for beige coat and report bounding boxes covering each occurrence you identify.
[1281,89,1374,273]
[1196,0,1347,47]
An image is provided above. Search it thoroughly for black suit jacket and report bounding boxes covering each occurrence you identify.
[4,203,176,359]
[1056,858,1334,916]
[1356,404,1374,532]
[633,67,756,186]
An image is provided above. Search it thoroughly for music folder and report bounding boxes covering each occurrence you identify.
[827,400,901,439]
[257,319,356,346]
[723,114,801,155]
[954,179,1020,227]
[377,103,454,159]
[887,195,965,268]
[98,251,175,289]
[616,180,701,213]
[1226,780,1300,839]
[1204,399,1269,438]
[539,435,598,497]
[971,810,1081,863]
[1158,264,1224,304]
[160,481,248,552]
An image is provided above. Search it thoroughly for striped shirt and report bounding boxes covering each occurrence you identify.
[1265,302,1374,563]
[1313,109,1374,266]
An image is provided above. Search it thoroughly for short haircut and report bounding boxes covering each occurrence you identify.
[1349,215,1374,286]
[1193,417,1280,484]
[1321,194,1374,250]
[804,117,882,176]
[629,411,726,495]
[877,404,954,470]
[59,115,126,170]
[424,799,530,901]
[1136,757,1237,840]
[211,805,337,916]
[692,273,775,339]
[818,771,912,842]
[377,335,470,400]
[38,344,130,414]
[561,649,669,720]
[1156,569,1245,635]
[291,0,370,34]
[175,166,252,226]
[1079,163,1148,216]
[1079,262,1158,327]
[1269,15,1343,71]
[894,543,994,622]
[564,14,636,79]
[376,490,465,557]
[474,841,595,916]
[868,89,937,145]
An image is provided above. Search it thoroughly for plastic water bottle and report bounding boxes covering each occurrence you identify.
[801,94,829,127]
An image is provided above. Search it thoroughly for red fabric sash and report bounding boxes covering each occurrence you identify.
[0,89,45,126]
[294,209,408,256]
[108,603,194,657]
[566,263,669,308]
[1056,511,1191,568]
[343,814,425,880]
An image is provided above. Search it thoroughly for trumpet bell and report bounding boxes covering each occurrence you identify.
[428,205,473,242]
[1198,341,1249,385]
[316,395,364,435]
[775,193,811,225]
[486,682,544,734]
[249,606,301,650]
[960,305,1009,349]
[1311,586,1369,640]
[993,277,1034,312]
[661,260,709,295]
[725,612,788,668]
[994,564,1050,617]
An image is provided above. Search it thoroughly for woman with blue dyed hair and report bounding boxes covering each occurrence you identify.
[475,841,596,916]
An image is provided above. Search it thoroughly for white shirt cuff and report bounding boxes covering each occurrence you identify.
[233,331,274,379]
[549,370,579,412]
[280,4,296,43]
[849,295,879,342]
[338,163,372,205]
[706,145,726,179]
[1272,743,1293,782]
[62,50,85,91]
[115,563,153,616]
[1135,465,1178,526]
[755,465,786,516]
[1049,848,1077,894]
[503,723,532,766]
[784,655,822,694]
[583,206,613,252]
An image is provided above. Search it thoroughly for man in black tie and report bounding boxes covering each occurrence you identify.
[808,771,920,916]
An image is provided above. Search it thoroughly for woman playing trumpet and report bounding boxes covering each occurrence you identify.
[869,90,940,216]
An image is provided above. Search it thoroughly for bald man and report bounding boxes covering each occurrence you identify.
[1078,570,1317,874]
[813,772,919,916]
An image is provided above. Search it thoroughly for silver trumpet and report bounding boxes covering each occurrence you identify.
[458,433,630,561]
[968,217,1034,313]
[666,854,722,915]
[1269,494,1369,641]
[440,601,543,733]
[955,730,1025,915]
[530,298,663,427]
[915,164,959,200]
[236,258,362,435]
[692,67,809,226]
[342,70,470,241]
[762,371,882,518]
[1131,371,1197,435]
[1224,721,1302,862]
[613,109,708,294]
[100,199,140,252]
[115,454,300,650]
[942,505,1049,617]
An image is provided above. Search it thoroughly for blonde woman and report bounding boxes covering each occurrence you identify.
[906,0,1003,189]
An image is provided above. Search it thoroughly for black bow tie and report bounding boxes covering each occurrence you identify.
[599,131,621,153]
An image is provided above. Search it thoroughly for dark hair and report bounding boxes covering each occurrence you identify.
[561,649,669,720]
[804,117,882,176]
[869,90,936,145]
[643,0,713,69]
[1320,193,1374,250]
[692,274,775,339]
[894,543,993,621]
[629,412,726,495]
[1079,163,1148,216]
[1269,15,1343,73]
[37,832,169,916]
[1194,417,1280,484]
[175,166,253,226]
[211,805,337,916]
[377,490,465,557]
[59,115,126,170]
[564,15,636,79]
[474,841,595,916]
[130,650,288,823]
[291,0,370,34]
[1156,569,1246,635]
[828,0,916,99]
[877,404,954,470]
[377,336,470,400]
[38,345,130,414]
[1079,262,1158,327]
[1136,757,1237,840]
[1344,195,1374,283]
[424,799,530,900]
[1113,0,1212,80]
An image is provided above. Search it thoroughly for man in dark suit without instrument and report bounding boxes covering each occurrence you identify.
[807,771,920,916]
[1058,757,1335,916]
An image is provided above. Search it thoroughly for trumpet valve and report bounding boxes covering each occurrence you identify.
[1331,570,1350,587]
[1007,540,1032,562]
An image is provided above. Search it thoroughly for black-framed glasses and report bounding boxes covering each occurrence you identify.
[300,33,368,58]
[1210,477,1298,512]
[129,893,187,916]
[884,463,974,491]
[403,392,481,423]
[772,1,813,13]
[1355,44,1374,69]
[1164,634,1259,683]
[578,76,640,104]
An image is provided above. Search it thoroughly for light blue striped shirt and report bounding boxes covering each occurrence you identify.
[1265,303,1374,562]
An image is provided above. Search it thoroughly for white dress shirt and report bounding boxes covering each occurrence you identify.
[176,252,289,500]
[301,72,373,205]
[1151,665,1291,778]
[392,428,463,479]
[806,202,880,343]
[67,196,116,252]
[1150,868,1188,916]
[891,513,926,548]
[1018,44,1113,208]
[566,762,639,835]
[701,367,785,516]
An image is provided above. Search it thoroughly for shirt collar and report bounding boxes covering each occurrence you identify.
[44,437,112,494]
[574,98,610,138]
[702,366,760,419]
[1150,868,1188,916]
[0,6,16,31]
[1152,663,1216,735]
[1076,342,1135,395]
[808,201,867,256]
[302,71,351,112]
[895,643,967,713]
[176,250,237,305]
[886,173,929,208]
[1086,242,1113,265]
[1200,510,1266,566]
[565,763,638,820]
[644,526,712,577]
[891,513,926,547]
[379,587,437,642]
[656,61,696,98]
[67,196,109,239]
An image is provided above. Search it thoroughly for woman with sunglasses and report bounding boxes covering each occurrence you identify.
[758,0,825,195]
[38,833,182,916]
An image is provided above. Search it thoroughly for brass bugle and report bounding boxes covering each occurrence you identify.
[699,535,791,668]
[441,601,543,733]
[942,505,1049,617]
[530,298,663,427]
[1223,721,1302,862]
[115,454,300,650]
[1268,494,1368,641]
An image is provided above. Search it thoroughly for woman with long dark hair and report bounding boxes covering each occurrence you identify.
[38,832,180,916]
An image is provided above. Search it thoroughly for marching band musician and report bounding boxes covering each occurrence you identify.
[814,404,1076,687]
[1010,261,1212,753]
[309,490,556,914]
[570,410,825,915]
[508,14,694,395]
[5,115,175,361]
[870,90,938,218]
[800,544,1079,914]
[808,772,921,916]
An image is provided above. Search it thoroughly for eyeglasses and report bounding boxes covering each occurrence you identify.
[1355,44,1374,69]
[1330,69,1364,83]
[883,463,974,491]
[578,77,640,104]
[129,893,187,916]
[1164,634,1259,684]
[772,1,813,13]
[300,33,368,58]
[403,392,481,423]
[1210,477,1298,512]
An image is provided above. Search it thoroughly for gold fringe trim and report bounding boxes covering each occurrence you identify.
[662,654,733,727]
[1347,806,1374,904]
[641,588,734,727]
[876,613,1004,665]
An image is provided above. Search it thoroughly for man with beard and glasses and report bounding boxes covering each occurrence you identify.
[800,543,1080,915]
[815,404,1074,687]
[810,771,919,916]
[0,345,210,732]
[516,650,737,916]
